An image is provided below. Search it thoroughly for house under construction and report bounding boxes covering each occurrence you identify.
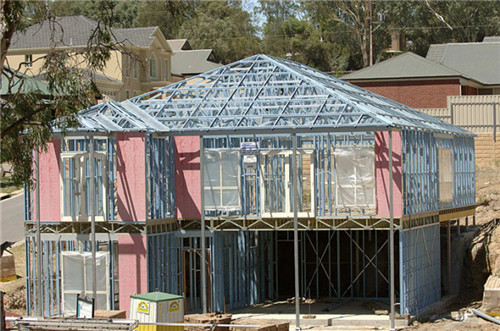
[25,54,476,318]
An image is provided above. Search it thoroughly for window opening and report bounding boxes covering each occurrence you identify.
[149,56,157,79]
[61,137,109,221]
[203,150,241,215]
[25,54,33,67]
[260,150,314,217]
[334,147,375,210]
[61,251,110,314]
[438,147,454,202]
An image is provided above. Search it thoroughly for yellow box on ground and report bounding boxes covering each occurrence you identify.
[130,292,184,331]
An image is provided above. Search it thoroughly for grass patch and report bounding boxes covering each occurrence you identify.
[0,176,22,195]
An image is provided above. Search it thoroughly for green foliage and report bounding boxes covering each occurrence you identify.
[46,0,194,39]
[1,0,117,187]
[305,0,500,70]
[135,0,195,39]
[177,1,261,64]
[258,1,348,73]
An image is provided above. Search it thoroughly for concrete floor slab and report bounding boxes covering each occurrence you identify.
[230,300,409,328]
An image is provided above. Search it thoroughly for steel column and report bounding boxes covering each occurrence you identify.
[389,130,395,331]
[447,222,451,294]
[292,133,300,330]
[35,149,42,316]
[89,135,97,305]
[200,136,207,313]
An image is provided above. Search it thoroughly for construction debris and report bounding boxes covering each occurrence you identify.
[470,308,500,325]
[230,319,289,331]
[184,313,232,331]
[10,317,139,330]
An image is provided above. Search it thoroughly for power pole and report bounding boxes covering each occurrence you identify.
[369,0,373,66]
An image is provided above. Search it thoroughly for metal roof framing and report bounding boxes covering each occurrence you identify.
[56,54,473,137]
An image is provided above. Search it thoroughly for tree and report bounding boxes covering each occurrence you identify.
[177,1,261,64]
[305,0,383,69]
[256,1,349,73]
[401,1,500,56]
[258,0,300,57]
[34,0,195,39]
[136,0,194,39]
[1,0,119,185]
[306,0,500,70]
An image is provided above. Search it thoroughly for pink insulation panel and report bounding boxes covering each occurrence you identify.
[174,136,201,219]
[116,133,146,221]
[118,234,147,317]
[37,139,61,222]
[375,131,403,218]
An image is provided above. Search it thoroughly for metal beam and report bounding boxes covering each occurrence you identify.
[35,149,42,316]
[292,133,301,330]
[389,130,395,331]
[89,135,97,306]
[53,55,473,138]
[200,136,207,313]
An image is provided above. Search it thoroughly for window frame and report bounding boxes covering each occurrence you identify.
[149,55,157,80]
[60,137,108,222]
[133,61,138,79]
[260,149,315,218]
[438,147,454,202]
[203,149,241,213]
[333,147,376,210]
[61,251,110,315]
[123,54,130,78]
[25,54,33,67]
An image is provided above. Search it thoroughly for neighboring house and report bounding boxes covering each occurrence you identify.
[26,54,475,319]
[343,38,500,165]
[167,38,192,52]
[6,16,174,101]
[342,38,500,109]
[167,39,222,81]
[1,69,51,98]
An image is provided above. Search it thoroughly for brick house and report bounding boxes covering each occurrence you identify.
[342,38,500,109]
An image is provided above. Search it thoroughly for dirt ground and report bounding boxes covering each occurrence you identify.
[0,242,27,316]
[475,165,500,225]
[407,317,500,331]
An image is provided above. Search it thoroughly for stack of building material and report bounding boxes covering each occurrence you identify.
[230,319,289,331]
[184,313,232,330]
[94,310,127,319]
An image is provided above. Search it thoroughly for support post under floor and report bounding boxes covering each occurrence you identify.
[292,133,300,330]
[447,221,451,294]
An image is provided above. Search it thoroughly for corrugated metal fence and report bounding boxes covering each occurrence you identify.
[419,95,500,132]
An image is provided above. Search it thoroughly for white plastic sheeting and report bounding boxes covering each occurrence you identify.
[438,147,454,202]
[204,150,240,211]
[335,147,375,208]
[61,251,109,315]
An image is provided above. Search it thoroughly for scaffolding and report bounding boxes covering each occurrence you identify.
[27,54,476,326]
